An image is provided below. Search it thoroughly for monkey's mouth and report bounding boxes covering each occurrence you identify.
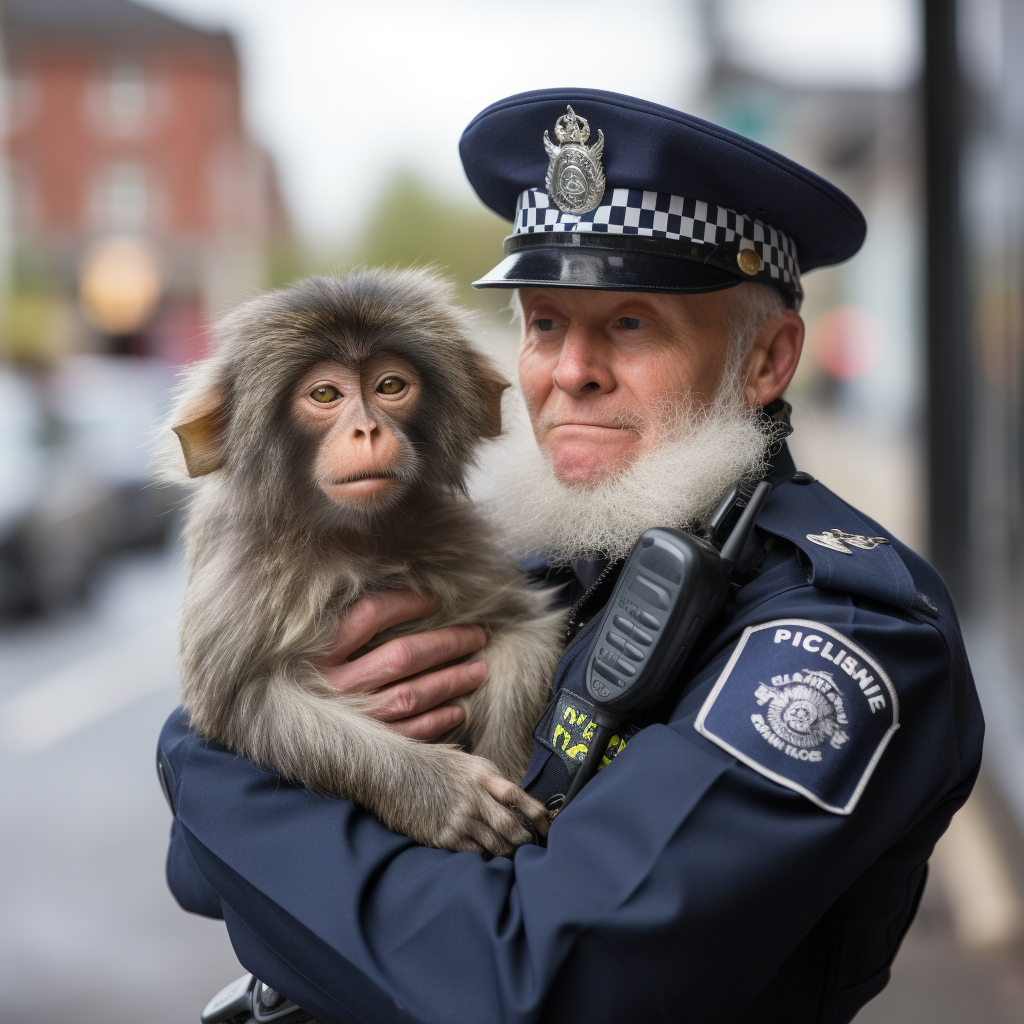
[320,470,403,500]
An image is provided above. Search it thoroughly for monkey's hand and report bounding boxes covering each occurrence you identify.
[392,746,550,857]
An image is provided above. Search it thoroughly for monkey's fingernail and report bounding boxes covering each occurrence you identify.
[469,661,487,681]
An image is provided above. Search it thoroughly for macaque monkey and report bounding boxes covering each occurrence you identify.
[156,269,564,855]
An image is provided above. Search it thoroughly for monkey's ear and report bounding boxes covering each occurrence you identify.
[474,360,511,438]
[171,386,227,477]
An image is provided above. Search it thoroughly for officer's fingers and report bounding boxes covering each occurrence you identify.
[482,775,551,838]
[323,592,442,663]
[372,661,486,724]
[326,625,487,694]
[388,703,466,741]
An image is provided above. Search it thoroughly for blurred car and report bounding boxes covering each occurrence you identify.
[49,355,182,549]
[0,369,117,616]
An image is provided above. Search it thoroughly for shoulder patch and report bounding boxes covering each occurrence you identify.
[694,619,899,814]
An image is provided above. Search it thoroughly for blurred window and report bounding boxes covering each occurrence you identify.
[89,162,149,233]
[86,64,148,137]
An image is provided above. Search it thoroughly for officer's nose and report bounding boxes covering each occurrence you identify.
[552,326,614,396]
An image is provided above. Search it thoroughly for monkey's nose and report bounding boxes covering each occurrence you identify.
[351,421,380,440]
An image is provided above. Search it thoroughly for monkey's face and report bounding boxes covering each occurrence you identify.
[292,355,420,508]
[169,271,511,534]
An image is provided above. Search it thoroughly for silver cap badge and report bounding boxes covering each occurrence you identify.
[543,105,606,215]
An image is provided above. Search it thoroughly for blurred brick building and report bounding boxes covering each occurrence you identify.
[3,0,287,363]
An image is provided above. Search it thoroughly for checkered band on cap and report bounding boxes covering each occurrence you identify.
[513,187,800,287]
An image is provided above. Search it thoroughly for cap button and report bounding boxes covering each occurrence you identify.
[737,248,761,276]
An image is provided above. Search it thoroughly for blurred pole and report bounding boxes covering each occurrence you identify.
[0,0,10,359]
[924,0,970,605]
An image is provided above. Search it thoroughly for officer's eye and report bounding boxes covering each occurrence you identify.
[534,318,557,332]
[376,376,407,395]
[618,317,643,330]
[310,385,340,403]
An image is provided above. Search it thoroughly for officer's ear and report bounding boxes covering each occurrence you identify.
[743,309,804,408]
[171,386,227,477]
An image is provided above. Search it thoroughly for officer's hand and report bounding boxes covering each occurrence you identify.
[317,592,487,742]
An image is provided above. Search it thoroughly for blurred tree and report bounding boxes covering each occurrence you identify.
[4,289,76,364]
[353,170,512,313]
[266,241,318,293]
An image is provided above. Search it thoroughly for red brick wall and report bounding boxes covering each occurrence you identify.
[7,41,244,242]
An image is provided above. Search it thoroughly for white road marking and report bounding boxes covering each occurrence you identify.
[1,621,178,754]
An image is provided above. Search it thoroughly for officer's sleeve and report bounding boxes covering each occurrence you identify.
[167,817,225,920]
[160,709,225,919]
[160,587,976,1024]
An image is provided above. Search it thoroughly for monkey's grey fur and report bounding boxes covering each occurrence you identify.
[155,269,564,856]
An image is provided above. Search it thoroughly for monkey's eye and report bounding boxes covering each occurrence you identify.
[310,385,341,403]
[534,318,557,332]
[617,317,643,330]
[376,377,407,395]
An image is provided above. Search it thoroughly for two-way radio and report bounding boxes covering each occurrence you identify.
[558,479,773,810]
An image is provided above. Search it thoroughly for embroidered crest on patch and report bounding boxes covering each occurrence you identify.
[694,619,899,814]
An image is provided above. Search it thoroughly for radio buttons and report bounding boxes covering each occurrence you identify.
[593,662,626,688]
[621,640,645,661]
[606,631,629,653]
[613,615,635,638]
[628,607,661,631]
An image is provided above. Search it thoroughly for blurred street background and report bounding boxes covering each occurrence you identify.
[1,0,1023,1021]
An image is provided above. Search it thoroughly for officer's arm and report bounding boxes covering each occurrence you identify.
[160,594,971,1024]
[166,817,225,919]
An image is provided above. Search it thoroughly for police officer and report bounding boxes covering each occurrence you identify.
[159,89,983,1024]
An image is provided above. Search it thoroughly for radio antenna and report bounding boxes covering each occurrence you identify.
[719,480,772,577]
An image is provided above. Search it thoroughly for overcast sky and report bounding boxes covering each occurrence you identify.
[142,0,919,246]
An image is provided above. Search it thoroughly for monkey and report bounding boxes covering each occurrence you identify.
[154,269,565,857]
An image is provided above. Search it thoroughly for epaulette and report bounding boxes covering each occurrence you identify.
[756,478,916,613]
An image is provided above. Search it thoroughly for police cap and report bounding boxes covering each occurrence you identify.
[460,88,867,306]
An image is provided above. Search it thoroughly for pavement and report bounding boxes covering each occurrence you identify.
[858,868,1024,1024]
[2,544,1024,1023]
[0,547,242,1024]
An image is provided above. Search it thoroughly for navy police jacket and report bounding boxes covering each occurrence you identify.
[159,445,983,1024]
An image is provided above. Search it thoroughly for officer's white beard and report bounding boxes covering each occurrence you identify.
[474,382,770,564]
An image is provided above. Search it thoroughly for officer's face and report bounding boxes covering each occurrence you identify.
[518,287,740,486]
